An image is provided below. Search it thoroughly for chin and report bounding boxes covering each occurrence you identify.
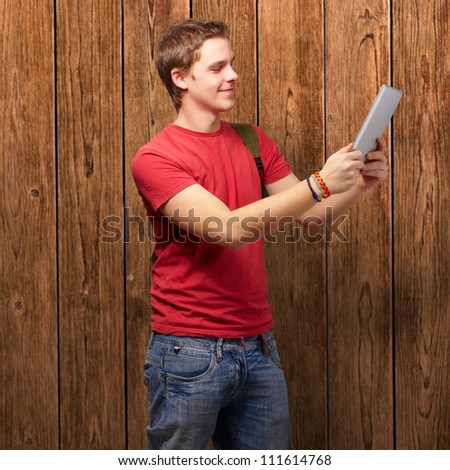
[220,100,235,112]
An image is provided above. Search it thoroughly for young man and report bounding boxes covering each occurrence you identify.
[132,19,388,450]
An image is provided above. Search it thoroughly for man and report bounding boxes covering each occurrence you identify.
[132,19,388,450]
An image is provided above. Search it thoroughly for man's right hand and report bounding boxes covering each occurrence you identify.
[319,144,364,195]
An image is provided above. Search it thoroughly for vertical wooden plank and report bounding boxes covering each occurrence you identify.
[259,0,326,449]
[393,0,450,449]
[192,0,257,123]
[0,0,58,449]
[326,0,393,449]
[57,0,124,448]
[124,0,189,450]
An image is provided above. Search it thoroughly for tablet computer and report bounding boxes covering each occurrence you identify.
[354,85,402,160]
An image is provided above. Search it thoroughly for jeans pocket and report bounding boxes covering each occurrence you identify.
[162,345,217,382]
[268,337,284,369]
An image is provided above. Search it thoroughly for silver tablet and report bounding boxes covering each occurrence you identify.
[354,85,402,160]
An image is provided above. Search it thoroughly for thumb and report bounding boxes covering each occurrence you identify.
[336,143,354,154]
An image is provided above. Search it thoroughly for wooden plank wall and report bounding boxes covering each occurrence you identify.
[260,1,327,449]
[393,0,450,449]
[1,0,449,450]
[326,0,393,449]
[1,0,58,449]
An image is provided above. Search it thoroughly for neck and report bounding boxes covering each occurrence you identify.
[173,109,222,133]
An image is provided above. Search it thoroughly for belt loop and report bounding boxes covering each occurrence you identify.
[261,333,270,356]
[216,338,224,361]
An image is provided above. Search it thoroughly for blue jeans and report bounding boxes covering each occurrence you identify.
[143,330,291,450]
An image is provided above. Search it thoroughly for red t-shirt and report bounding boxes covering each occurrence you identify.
[132,120,290,337]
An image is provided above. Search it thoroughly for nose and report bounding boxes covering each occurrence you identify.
[226,65,238,82]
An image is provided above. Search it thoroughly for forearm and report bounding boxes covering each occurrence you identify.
[297,184,366,226]
[162,140,378,248]
[225,180,319,245]
[163,180,320,249]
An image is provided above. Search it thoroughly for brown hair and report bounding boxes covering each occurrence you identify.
[156,19,230,111]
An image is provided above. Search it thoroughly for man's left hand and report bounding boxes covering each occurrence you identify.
[357,138,389,190]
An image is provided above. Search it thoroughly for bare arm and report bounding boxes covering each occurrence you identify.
[161,179,317,249]
[266,172,364,225]
[159,142,371,249]
[267,139,389,226]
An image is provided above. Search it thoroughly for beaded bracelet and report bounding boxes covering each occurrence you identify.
[306,176,322,202]
[313,171,331,198]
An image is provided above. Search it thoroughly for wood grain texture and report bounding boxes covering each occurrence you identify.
[0,0,58,449]
[326,0,393,449]
[57,0,124,449]
[393,0,450,449]
[192,0,257,123]
[259,0,326,449]
[124,0,189,449]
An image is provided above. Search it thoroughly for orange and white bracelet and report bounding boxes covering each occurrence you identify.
[313,171,331,198]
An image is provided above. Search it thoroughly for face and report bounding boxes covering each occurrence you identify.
[176,37,238,115]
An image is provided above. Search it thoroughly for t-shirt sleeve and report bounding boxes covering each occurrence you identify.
[131,148,198,212]
[253,125,292,184]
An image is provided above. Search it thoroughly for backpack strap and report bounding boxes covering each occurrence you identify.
[230,123,269,198]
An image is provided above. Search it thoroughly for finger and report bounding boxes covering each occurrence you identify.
[348,149,363,160]
[376,137,386,152]
[363,159,388,169]
[355,160,365,170]
[361,169,388,179]
[336,143,354,154]
[362,160,387,172]
[365,151,387,162]
[361,164,388,175]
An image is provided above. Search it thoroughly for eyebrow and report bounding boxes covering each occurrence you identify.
[208,56,235,69]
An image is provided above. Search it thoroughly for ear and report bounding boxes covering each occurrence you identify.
[171,68,189,90]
